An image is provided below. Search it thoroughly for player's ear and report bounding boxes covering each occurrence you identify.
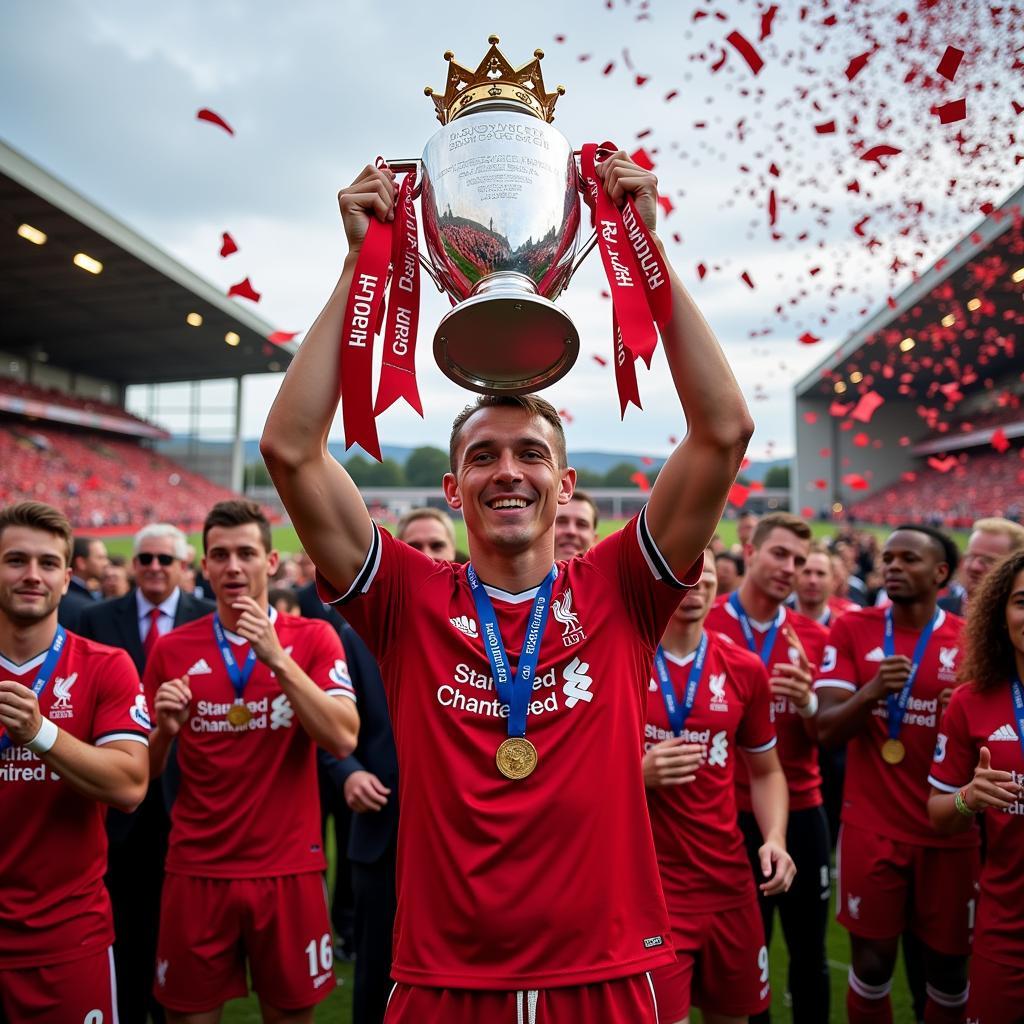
[266,549,281,576]
[442,472,462,510]
[556,467,577,506]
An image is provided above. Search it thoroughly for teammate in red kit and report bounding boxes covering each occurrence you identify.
[792,542,858,627]
[0,501,149,1023]
[261,154,754,1022]
[816,525,977,1024]
[928,549,1024,1024]
[554,490,599,560]
[145,500,359,1023]
[705,512,830,1024]
[645,553,795,1024]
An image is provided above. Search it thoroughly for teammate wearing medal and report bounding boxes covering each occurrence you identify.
[704,512,830,1024]
[816,525,976,1024]
[644,553,795,1024]
[928,549,1024,1024]
[261,154,753,1022]
[0,501,150,1023]
[144,500,359,1023]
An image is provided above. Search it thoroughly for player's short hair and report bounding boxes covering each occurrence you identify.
[891,523,959,586]
[133,522,188,561]
[396,506,456,546]
[203,499,273,555]
[960,548,1024,692]
[449,395,568,472]
[566,489,599,529]
[971,517,1024,552]
[716,551,744,574]
[268,586,300,613]
[0,501,74,566]
[806,541,832,560]
[108,554,127,568]
[750,512,812,549]
[72,535,98,565]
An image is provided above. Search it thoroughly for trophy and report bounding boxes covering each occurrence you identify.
[389,36,591,395]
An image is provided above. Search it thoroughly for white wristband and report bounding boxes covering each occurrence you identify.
[797,692,819,718]
[25,717,59,754]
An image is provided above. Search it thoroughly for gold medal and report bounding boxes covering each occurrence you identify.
[496,737,538,780]
[881,738,905,765]
[227,701,253,727]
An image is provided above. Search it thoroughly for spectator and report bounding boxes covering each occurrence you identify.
[101,555,132,599]
[58,536,108,630]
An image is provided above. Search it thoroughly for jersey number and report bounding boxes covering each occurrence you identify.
[305,933,333,977]
[84,1013,104,1024]
[758,945,769,983]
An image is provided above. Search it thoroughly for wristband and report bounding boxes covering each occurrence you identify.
[954,788,975,817]
[797,691,819,718]
[25,717,59,755]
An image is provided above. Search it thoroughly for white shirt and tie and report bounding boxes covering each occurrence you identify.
[137,588,181,650]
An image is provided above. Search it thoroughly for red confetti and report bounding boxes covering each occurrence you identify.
[630,471,651,492]
[850,390,885,423]
[843,473,871,491]
[931,98,966,124]
[1013,101,1024,116]
[630,147,655,170]
[845,51,872,81]
[697,263,707,280]
[728,482,751,507]
[664,89,679,101]
[853,432,870,447]
[196,108,234,135]
[227,277,261,302]
[799,332,821,345]
[740,270,755,289]
[219,232,238,258]
[936,46,965,82]
[860,144,902,168]
[558,408,574,424]
[815,120,837,134]
[768,189,777,226]
[657,195,675,217]
[635,74,649,87]
[268,331,299,344]
[592,354,608,367]
[814,479,828,490]
[927,455,958,474]
[801,507,815,519]
[829,401,853,417]
[726,30,764,76]
[603,62,615,76]
[668,435,678,446]
[991,428,1010,453]
[759,4,778,40]
[803,411,819,424]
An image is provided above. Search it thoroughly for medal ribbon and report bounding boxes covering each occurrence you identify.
[0,626,66,753]
[466,565,557,740]
[375,169,423,418]
[212,615,259,707]
[882,607,940,743]
[654,631,709,738]
[1010,675,1024,762]
[729,592,781,666]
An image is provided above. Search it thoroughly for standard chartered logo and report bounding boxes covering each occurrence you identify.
[562,657,593,708]
[707,730,728,767]
[270,694,294,730]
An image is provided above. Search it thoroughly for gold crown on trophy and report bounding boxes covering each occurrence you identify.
[425,34,566,126]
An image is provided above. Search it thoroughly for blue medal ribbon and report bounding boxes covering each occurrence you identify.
[466,564,557,740]
[213,615,259,705]
[654,631,709,738]
[0,626,66,754]
[882,607,940,743]
[729,591,780,666]
[1009,675,1024,763]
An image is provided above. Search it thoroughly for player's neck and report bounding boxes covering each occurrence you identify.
[0,612,60,664]
[737,578,780,624]
[796,597,826,622]
[467,542,556,596]
[215,595,269,633]
[660,618,705,659]
[889,596,938,631]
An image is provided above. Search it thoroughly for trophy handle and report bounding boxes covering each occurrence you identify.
[565,230,598,286]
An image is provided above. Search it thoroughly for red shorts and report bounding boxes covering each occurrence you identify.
[0,945,116,1024]
[383,973,659,1024]
[836,822,979,956]
[965,951,1024,1024]
[154,872,335,1013]
[651,901,770,1020]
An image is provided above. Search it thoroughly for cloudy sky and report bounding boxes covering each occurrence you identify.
[2,0,1019,458]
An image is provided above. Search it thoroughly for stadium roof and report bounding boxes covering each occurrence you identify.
[0,139,295,385]
[795,182,1024,401]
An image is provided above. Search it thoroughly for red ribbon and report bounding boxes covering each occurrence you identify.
[375,170,423,417]
[612,315,642,416]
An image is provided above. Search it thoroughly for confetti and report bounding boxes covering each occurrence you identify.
[845,51,873,81]
[850,390,885,423]
[728,482,751,506]
[726,31,764,76]
[227,277,261,302]
[268,331,300,344]
[931,98,967,124]
[799,332,821,345]
[860,144,902,168]
[196,108,234,135]
[935,46,965,82]
[927,455,958,473]
[815,120,837,134]
[991,428,1010,453]
[631,471,652,492]
[219,232,238,258]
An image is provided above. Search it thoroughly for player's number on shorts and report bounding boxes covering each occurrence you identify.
[758,945,769,983]
[84,1013,104,1024]
[305,933,333,977]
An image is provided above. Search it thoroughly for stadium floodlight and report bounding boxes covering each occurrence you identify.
[72,252,103,275]
[966,297,981,311]
[849,371,863,383]
[900,337,916,352]
[186,312,203,327]
[833,380,847,393]
[17,223,47,245]
[225,331,240,346]
[941,314,956,327]
[1013,267,1024,283]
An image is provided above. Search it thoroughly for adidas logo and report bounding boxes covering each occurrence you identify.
[450,615,479,639]
[187,658,213,675]
[988,724,1019,742]
[864,647,885,662]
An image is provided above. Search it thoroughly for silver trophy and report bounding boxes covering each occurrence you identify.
[389,36,594,395]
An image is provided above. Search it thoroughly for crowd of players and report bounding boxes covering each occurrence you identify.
[3,152,1024,1024]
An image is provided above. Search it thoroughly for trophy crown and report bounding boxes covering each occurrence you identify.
[425,35,565,126]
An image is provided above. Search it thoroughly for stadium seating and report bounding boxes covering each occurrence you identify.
[0,376,160,431]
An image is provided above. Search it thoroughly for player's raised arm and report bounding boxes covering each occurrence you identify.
[595,154,754,578]
[260,165,398,594]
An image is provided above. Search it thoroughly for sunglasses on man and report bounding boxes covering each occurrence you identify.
[135,552,177,567]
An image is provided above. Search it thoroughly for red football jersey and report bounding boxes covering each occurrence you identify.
[645,630,776,915]
[929,683,1024,966]
[0,631,149,968]
[705,598,826,811]
[144,610,353,878]
[317,509,699,990]
[815,606,974,848]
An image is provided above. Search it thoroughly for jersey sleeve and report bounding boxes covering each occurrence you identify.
[92,648,150,747]
[814,612,860,694]
[736,655,777,753]
[315,523,438,660]
[583,506,702,651]
[927,687,976,793]
[299,621,357,701]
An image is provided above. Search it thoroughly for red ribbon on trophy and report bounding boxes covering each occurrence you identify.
[339,164,422,460]
[580,142,672,417]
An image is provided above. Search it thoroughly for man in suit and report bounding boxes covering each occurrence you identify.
[57,535,109,629]
[938,516,1024,615]
[78,523,213,1024]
